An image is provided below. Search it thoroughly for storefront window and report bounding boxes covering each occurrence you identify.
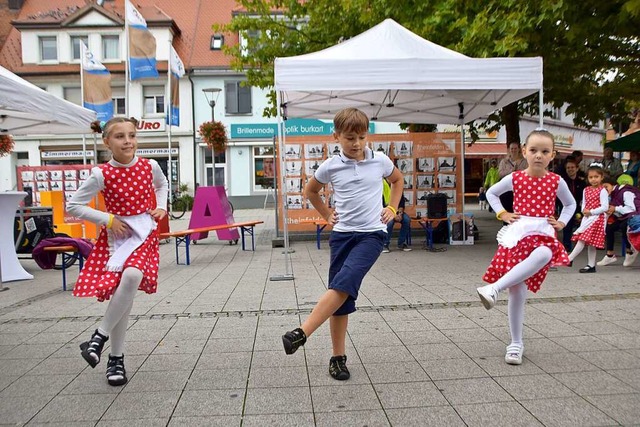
[254,146,275,191]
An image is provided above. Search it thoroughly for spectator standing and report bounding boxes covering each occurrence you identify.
[601,147,624,179]
[624,151,640,186]
[498,142,528,221]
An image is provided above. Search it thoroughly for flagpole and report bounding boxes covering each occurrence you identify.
[124,0,130,117]
[80,43,87,165]
[167,40,173,217]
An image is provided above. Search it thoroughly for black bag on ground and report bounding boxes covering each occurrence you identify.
[426,193,448,219]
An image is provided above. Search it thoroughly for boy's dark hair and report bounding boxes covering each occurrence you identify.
[602,176,617,185]
[333,108,369,134]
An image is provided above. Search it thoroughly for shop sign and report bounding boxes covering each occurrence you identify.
[42,150,95,159]
[231,118,375,139]
[554,134,574,147]
[136,148,179,156]
[136,118,166,132]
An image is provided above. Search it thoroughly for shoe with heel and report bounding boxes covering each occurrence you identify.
[79,329,108,368]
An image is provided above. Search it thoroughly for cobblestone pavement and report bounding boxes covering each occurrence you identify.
[1,208,639,426]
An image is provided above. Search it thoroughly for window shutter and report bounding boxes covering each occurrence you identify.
[225,81,238,114]
[238,84,252,114]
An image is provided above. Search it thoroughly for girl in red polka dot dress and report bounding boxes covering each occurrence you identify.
[477,130,576,365]
[568,165,608,273]
[67,117,168,386]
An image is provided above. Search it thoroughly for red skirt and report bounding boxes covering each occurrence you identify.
[483,234,569,293]
[571,216,606,249]
[72,226,160,301]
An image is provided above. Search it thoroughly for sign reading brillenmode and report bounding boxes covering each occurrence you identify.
[231,118,374,139]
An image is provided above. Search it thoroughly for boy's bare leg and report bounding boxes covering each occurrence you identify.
[301,289,349,337]
[330,314,349,356]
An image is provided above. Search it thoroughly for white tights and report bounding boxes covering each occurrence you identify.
[568,241,597,267]
[97,268,143,357]
[491,246,553,347]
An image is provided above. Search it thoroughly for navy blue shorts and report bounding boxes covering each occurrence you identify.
[328,230,385,316]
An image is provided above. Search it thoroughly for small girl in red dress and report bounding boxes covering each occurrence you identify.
[568,164,608,273]
[67,117,168,386]
[477,129,576,365]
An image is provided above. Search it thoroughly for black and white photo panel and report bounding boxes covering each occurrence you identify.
[403,174,413,189]
[437,157,456,172]
[305,144,324,159]
[442,189,456,204]
[415,208,427,220]
[416,174,434,189]
[36,171,49,181]
[287,195,303,209]
[305,160,322,176]
[79,169,91,180]
[64,170,77,180]
[286,178,302,193]
[417,157,435,173]
[403,190,414,207]
[50,181,63,191]
[393,141,413,157]
[285,160,302,175]
[416,190,434,206]
[50,170,63,181]
[397,158,414,174]
[64,181,78,191]
[438,174,456,188]
[21,171,34,182]
[285,144,302,159]
[372,141,389,156]
[329,143,341,156]
[37,181,50,191]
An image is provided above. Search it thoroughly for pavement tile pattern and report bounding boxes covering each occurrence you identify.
[0,208,639,426]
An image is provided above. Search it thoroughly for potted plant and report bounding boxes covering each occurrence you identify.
[0,134,15,157]
[199,121,228,151]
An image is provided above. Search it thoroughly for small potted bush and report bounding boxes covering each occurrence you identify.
[0,134,15,157]
[199,121,228,152]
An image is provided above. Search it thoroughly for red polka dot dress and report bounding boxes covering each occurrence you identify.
[73,158,160,302]
[483,171,570,293]
[571,186,607,249]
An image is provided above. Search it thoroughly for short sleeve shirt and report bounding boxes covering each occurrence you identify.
[314,147,394,232]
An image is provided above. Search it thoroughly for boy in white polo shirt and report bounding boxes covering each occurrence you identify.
[282,108,403,380]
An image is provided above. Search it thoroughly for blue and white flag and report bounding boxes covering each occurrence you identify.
[168,46,185,126]
[126,0,158,80]
[81,42,113,121]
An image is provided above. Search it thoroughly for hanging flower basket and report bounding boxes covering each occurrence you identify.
[0,134,15,157]
[199,121,228,152]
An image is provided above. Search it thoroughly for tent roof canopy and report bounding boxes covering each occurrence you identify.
[0,65,96,135]
[606,131,640,152]
[275,19,543,124]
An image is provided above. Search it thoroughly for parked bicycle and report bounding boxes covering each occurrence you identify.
[169,189,188,219]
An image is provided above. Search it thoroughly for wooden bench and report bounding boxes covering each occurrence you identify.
[301,218,418,250]
[42,245,84,291]
[159,220,264,265]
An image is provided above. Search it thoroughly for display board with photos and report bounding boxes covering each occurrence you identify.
[16,165,94,221]
[276,133,462,233]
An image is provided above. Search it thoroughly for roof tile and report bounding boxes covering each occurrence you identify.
[0,0,239,74]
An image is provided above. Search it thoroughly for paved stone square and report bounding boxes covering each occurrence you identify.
[1,208,638,426]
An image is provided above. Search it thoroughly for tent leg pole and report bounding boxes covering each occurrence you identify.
[270,90,294,281]
[539,89,544,128]
[459,104,466,243]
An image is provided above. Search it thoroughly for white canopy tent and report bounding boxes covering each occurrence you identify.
[0,65,96,135]
[271,19,543,279]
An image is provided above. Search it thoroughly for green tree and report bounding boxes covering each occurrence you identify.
[218,0,640,143]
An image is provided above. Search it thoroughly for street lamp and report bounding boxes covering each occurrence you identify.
[202,88,222,185]
[202,87,221,121]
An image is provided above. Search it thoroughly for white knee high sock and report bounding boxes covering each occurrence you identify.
[508,282,528,347]
[587,245,596,267]
[109,298,133,357]
[568,241,585,262]
[98,268,143,337]
[492,246,553,293]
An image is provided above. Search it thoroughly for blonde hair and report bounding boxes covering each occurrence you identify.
[333,108,369,134]
[91,117,138,139]
[525,129,555,147]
